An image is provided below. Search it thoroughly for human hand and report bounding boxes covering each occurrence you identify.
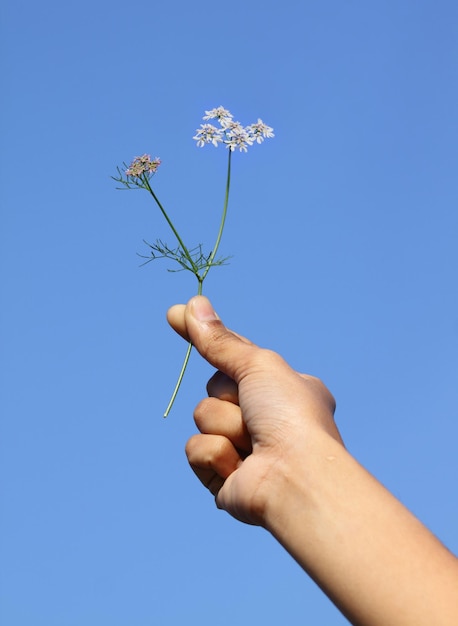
[168,296,458,626]
[167,296,344,526]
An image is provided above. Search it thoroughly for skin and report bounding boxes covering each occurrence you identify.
[167,296,458,626]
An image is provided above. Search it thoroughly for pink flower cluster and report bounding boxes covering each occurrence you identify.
[125,154,161,178]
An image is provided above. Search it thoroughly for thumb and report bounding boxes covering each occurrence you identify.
[167,296,258,383]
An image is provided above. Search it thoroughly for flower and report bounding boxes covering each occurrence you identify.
[194,107,274,152]
[247,119,275,144]
[193,123,224,147]
[220,119,245,132]
[203,106,233,125]
[224,126,254,152]
[126,154,161,178]
[115,105,275,417]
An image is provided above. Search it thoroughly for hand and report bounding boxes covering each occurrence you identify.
[167,296,343,526]
[168,297,458,626]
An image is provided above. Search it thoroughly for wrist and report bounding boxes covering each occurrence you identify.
[259,427,345,532]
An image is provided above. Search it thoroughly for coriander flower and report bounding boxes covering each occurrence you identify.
[115,105,275,417]
[248,119,275,144]
[126,154,161,178]
[193,123,224,148]
[203,106,233,125]
[221,119,245,133]
[224,126,254,152]
[194,106,274,152]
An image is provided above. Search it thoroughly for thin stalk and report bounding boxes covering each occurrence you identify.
[201,149,232,282]
[163,279,203,417]
[143,176,199,274]
[162,151,231,416]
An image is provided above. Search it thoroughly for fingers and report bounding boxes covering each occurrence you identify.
[166,304,189,341]
[194,396,251,453]
[167,296,259,383]
[170,297,254,497]
[186,389,251,498]
[185,433,242,497]
[206,371,239,404]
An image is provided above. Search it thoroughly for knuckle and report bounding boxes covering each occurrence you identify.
[184,434,201,461]
[235,347,284,379]
[193,397,214,430]
[259,348,287,368]
[206,371,238,401]
[302,374,336,413]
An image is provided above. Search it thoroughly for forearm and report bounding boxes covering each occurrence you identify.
[264,431,458,626]
[169,297,458,623]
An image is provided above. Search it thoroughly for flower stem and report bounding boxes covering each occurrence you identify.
[163,342,193,418]
[162,151,231,417]
[163,279,203,418]
[142,176,199,275]
[201,150,232,282]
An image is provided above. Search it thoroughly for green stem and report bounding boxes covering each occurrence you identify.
[201,149,232,282]
[163,278,203,418]
[143,176,199,275]
[162,150,231,417]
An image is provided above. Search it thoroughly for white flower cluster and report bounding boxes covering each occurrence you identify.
[193,106,274,152]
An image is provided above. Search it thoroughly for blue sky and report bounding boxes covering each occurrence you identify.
[1,1,457,624]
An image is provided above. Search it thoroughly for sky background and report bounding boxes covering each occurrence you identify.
[1,1,457,624]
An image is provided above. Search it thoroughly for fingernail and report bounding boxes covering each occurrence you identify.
[192,296,219,322]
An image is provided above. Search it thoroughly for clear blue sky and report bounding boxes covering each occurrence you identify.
[1,1,457,624]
